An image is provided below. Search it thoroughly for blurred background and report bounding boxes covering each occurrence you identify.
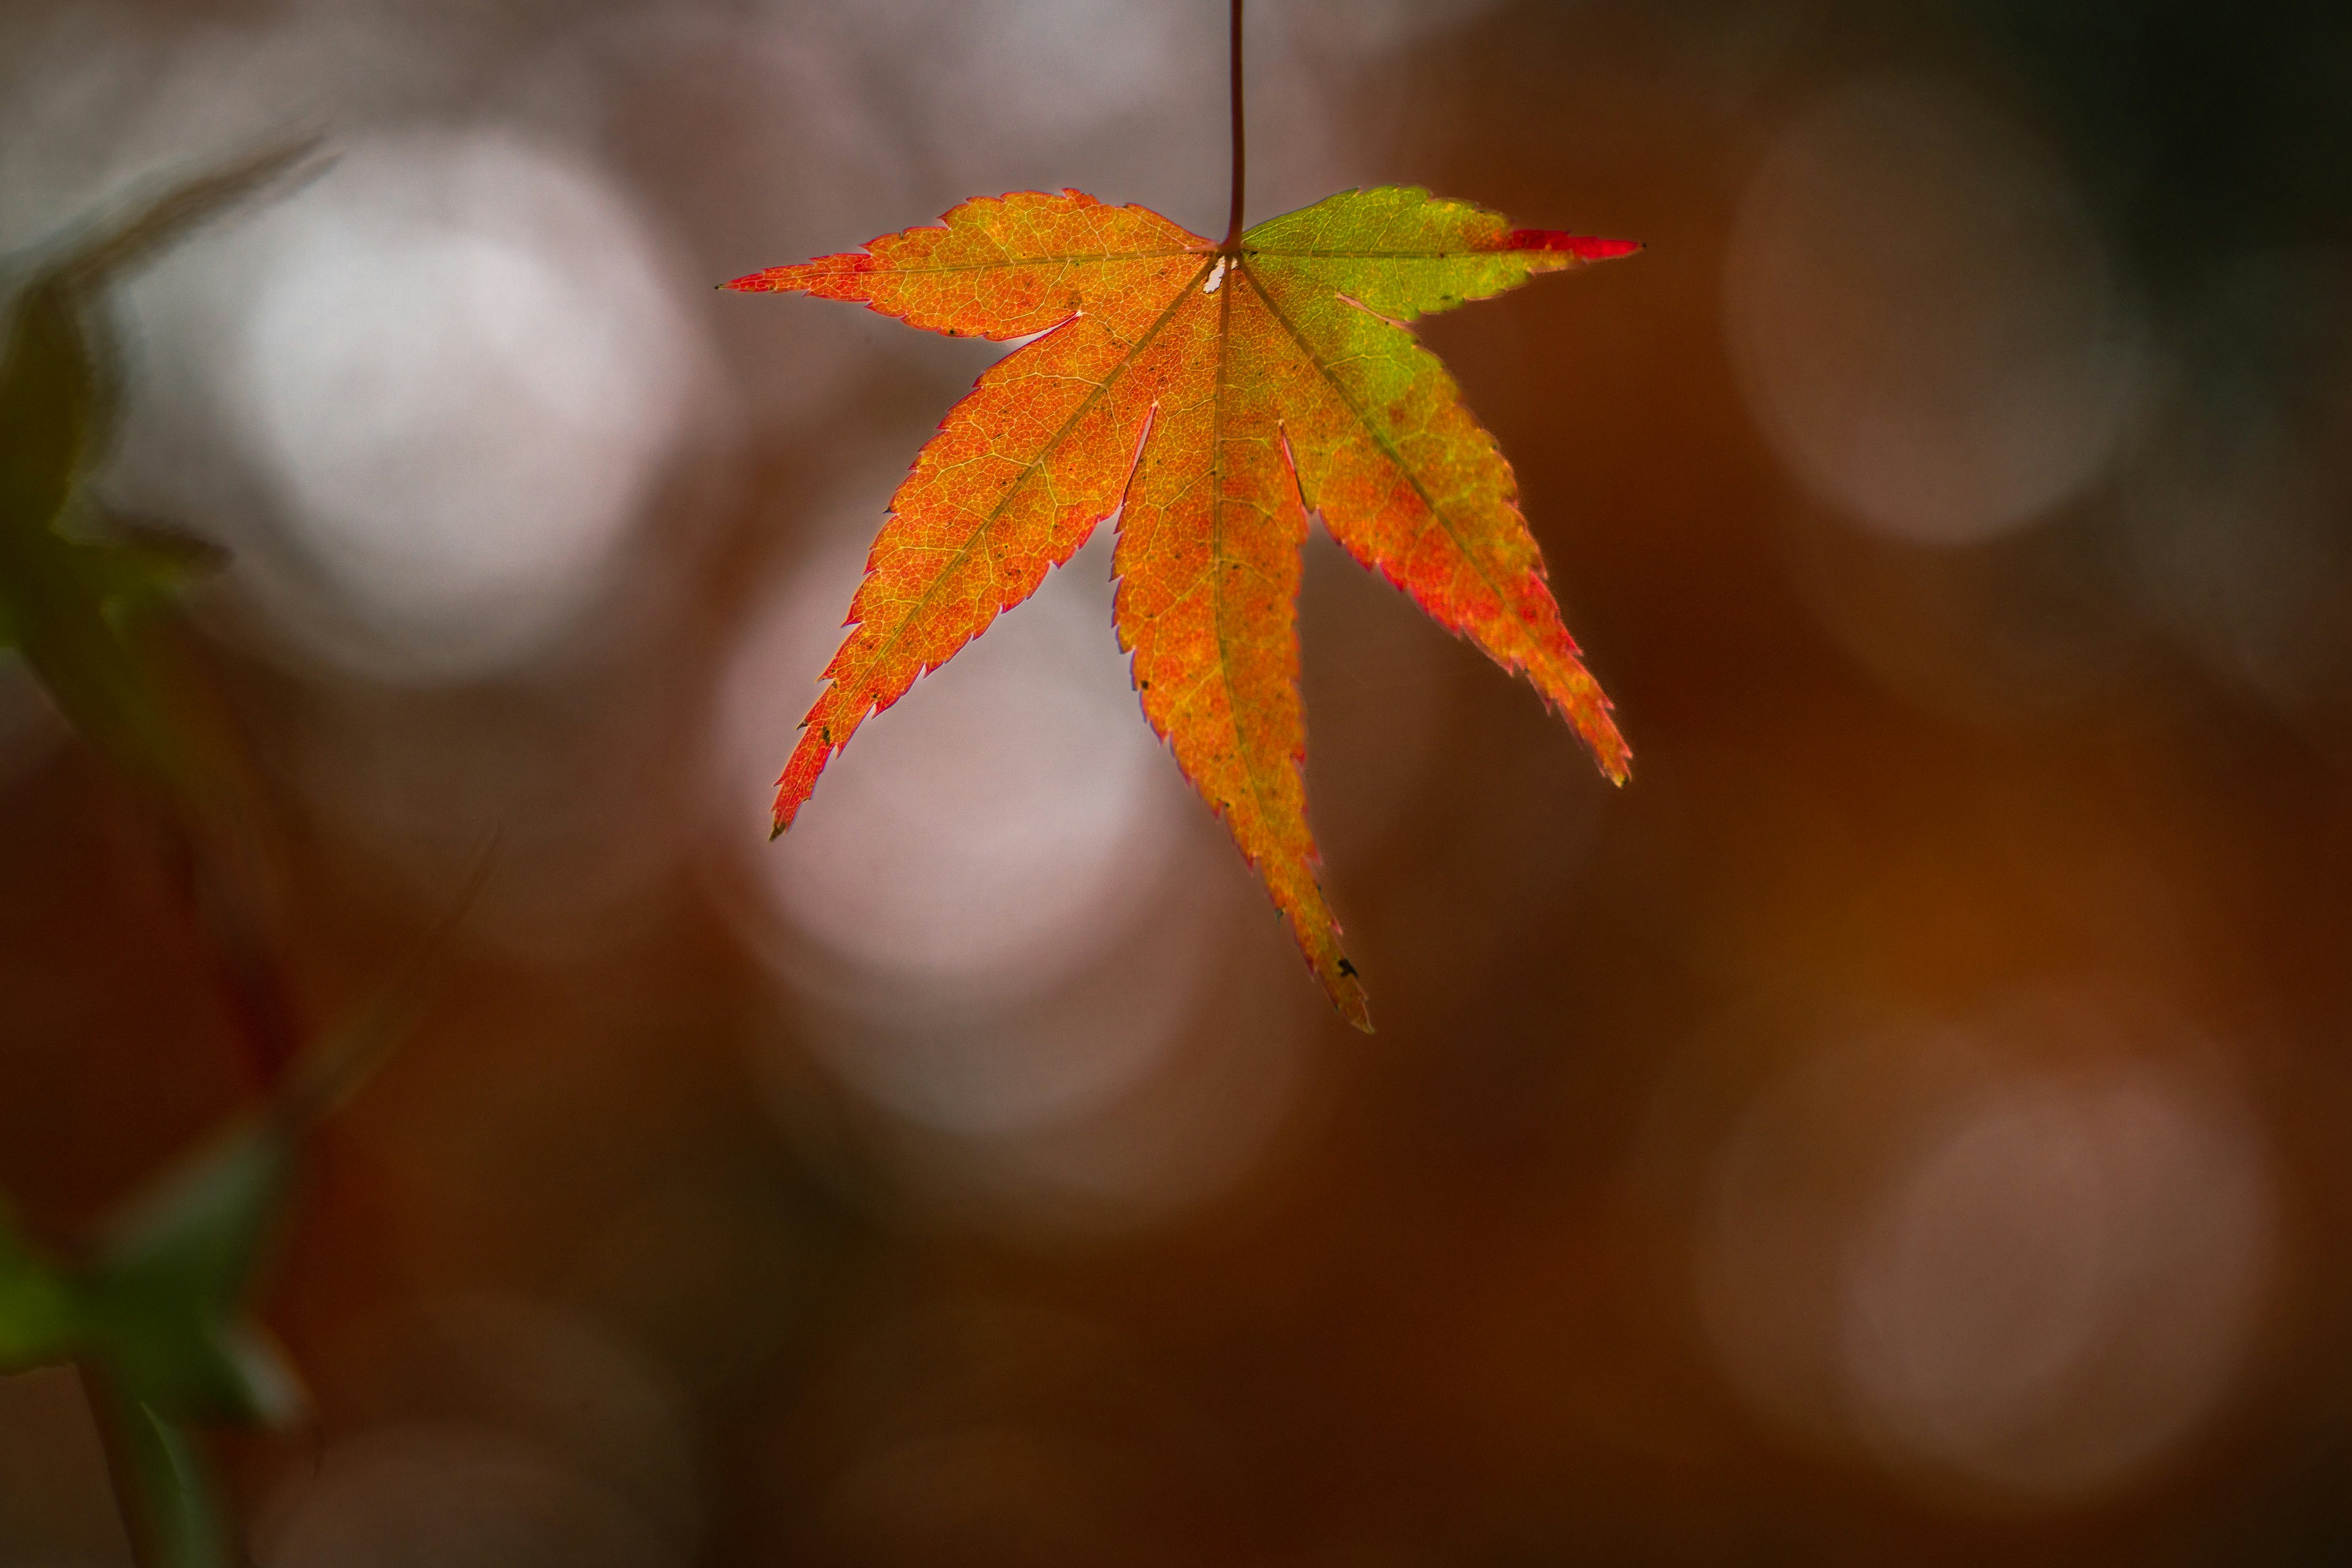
[2,0,2350,1561]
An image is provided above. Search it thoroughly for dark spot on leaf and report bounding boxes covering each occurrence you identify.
[1336,958,1358,978]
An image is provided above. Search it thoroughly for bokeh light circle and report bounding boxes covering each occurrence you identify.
[1696,1006,2275,1509]
[1839,1066,2273,1499]
[198,129,709,680]
[717,524,1185,1006]
[1724,78,2143,546]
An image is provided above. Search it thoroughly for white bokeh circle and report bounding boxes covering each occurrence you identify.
[718,522,1185,1007]
[204,129,708,680]
[1725,78,2144,546]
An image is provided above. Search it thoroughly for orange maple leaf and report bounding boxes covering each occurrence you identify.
[729,186,1635,1030]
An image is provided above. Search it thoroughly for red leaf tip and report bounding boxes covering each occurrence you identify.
[1499,230,1643,260]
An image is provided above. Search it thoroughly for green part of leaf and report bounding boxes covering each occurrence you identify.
[0,133,323,551]
[83,1125,306,1425]
[45,136,328,297]
[0,273,108,541]
[1,522,192,789]
[87,1306,306,1430]
[43,505,232,625]
[73,968,435,1425]
[83,513,231,611]
[106,1392,235,1568]
[0,1205,80,1370]
[91,1118,286,1333]
[1243,186,1593,322]
[0,137,320,784]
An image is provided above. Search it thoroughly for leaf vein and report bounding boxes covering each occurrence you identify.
[839,258,1216,701]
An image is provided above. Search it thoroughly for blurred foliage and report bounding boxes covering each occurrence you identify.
[0,1202,77,1368]
[77,1124,306,1428]
[0,137,319,791]
[0,1121,300,1568]
[0,138,333,1568]
[0,966,430,1567]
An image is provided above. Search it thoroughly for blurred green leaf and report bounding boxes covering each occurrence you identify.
[97,1120,287,1316]
[1,1137,299,1568]
[0,134,324,557]
[65,937,448,1427]
[81,1123,306,1426]
[1,826,467,1568]
[48,138,328,295]
[0,136,458,1568]
[0,135,323,783]
[0,271,105,539]
[76,510,232,619]
[104,1387,233,1568]
[0,1204,78,1370]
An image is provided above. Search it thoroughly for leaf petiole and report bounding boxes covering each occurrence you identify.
[1221,0,1246,253]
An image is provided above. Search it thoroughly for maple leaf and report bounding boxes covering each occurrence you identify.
[729,187,1635,1029]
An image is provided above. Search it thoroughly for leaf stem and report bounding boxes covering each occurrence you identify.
[1221,0,1245,252]
[81,1366,228,1568]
